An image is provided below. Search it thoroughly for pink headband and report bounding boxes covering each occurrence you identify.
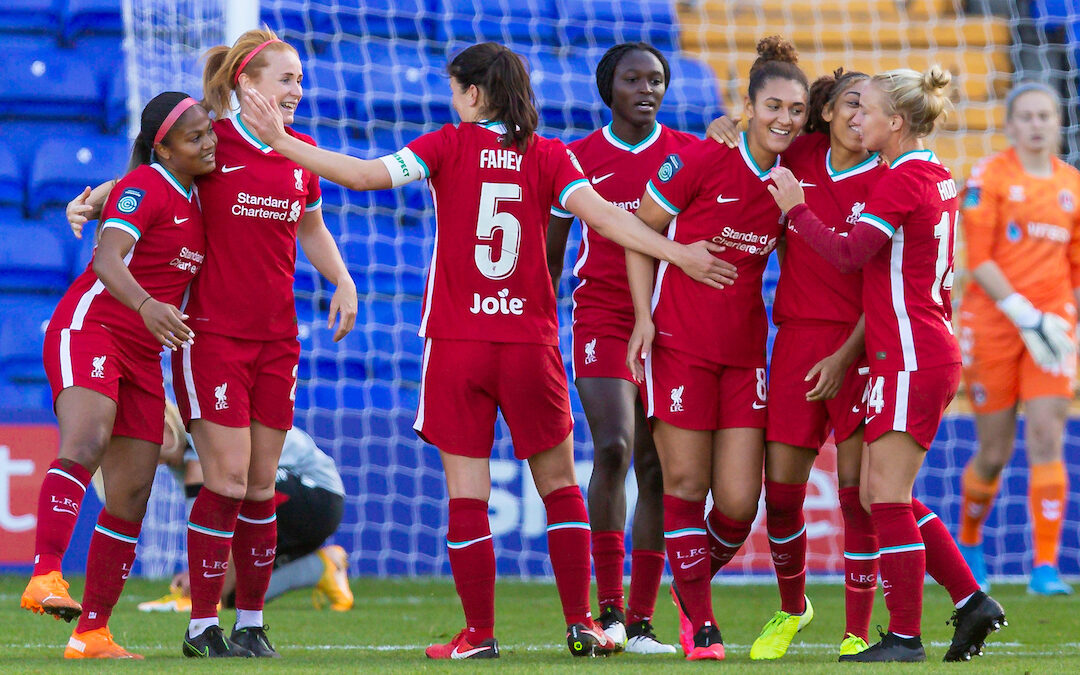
[153,97,199,145]
[235,38,284,84]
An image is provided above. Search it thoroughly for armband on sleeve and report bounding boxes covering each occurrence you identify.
[378,148,428,187]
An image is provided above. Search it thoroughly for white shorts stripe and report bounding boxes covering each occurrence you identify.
[413,339,433,433]
[893,371,910,432]
[644,350,655,418]
[181,343,202,419]
[59,328,74,389]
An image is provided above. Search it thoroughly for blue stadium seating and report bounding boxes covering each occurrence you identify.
[267,0,430,43]
[0,146,22,212]
[28,135,129,215]
[560,0,679,51]
[0,0,61,35]
[1,43,102,122]
[62,0,122,44]
[0,293,57,383]
[659,55,723,132]
[430,0,560,47]
[529,51,604,128]
[0,222,69,293]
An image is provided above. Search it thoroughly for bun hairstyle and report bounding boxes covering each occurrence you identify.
[747,35,808,102]
[872,65,953,138]
[202,27,298,119]
[128,91,200,171]
[805,67,869,135]
[449,42,538,152]
[595,42,671,108]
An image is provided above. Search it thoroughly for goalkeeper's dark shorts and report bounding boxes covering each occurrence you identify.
[273,468,345,567]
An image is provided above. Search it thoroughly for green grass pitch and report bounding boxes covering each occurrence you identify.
[0,574,1075,673]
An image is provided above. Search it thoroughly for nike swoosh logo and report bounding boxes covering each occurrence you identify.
[220,165,245,173]
[253,559,274,567]
[865,415,877,423]
[679,558,706,570]
[52,506,77,515]
[716,195,740,204]
[591,172,615,185]
[798,180,816,188]
[752,402,766,410]
[174,216,189,224]
[202,571,226,578]
[185,641,209,657]
[451,644,493,659]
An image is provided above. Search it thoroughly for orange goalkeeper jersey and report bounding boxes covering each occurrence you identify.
[961,147,1080,316]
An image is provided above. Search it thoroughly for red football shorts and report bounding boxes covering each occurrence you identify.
[863,363,960,450]
[414,338,573,459]
[767,322,868,449]
[644,345,767,431]
[43,327,165,444]
[173,332,300,431]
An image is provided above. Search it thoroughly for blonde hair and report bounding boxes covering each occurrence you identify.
[872,65,952,138]
[201,27,298,119]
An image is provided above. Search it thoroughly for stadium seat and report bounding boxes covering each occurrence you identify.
[267,0,430,43]
[0,293,57,383]
[103,67,127,133]
[0,380,53,411]
[560,0,680,51]
[339,40,453,127]
[27,135,129,215]
[62,0,123,44]
[1,43,103,122]
[659,55,724,132]
[0,222,70,293]
[430,0,561,48]
[529,51,604,129]
[0,146,22,213]
[0,0,61,35]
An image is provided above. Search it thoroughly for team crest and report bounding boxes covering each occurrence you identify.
[670,385,684,412]
[583,338,597,365]
[1008,185,1025,202]
[1006,220,1022,242]
[1059,189,1075,213]
[293,168,304,191]
[963,185,981,209]
[214,382,229,410]
[846,201,865,225]
[116,187,145,214]
[90,355,106,379]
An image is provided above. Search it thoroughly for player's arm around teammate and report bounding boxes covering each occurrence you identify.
[24,94,215,660]
[956,83,1079,595]
[624,36,807,661]
[543,43,697,654]
[770,67,1006,663]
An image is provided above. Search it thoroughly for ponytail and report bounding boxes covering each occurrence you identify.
[747,35,807,103]
[872,65,953,138]
[449,42,538,152]
[201,27,295,119]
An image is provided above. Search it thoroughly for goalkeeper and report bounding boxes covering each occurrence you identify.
[139,404,353,614]
[955,82,1079,596]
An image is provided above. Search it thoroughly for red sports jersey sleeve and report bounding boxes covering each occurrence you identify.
[556,124,698,341]
[645,133,783,366]
[50,163,206,350]
[857,150,961,371]
[407,122,587,345]
[773,133,881,325]
[182,118,323,340]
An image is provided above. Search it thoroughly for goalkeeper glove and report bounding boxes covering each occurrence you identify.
[997,293,1076,372]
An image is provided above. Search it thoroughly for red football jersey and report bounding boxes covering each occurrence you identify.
[407,122,588,345]
[552,123,698,339]
[183,118,323,340]
[646,133,784,366]
[857,149,960,371]
[775,133,884,325]
[50,163,206,350]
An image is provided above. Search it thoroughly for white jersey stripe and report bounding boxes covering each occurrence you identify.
[413,338,433,433]
[889,227,918,370]
[893,370,910,431]
[418,183,440,337]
